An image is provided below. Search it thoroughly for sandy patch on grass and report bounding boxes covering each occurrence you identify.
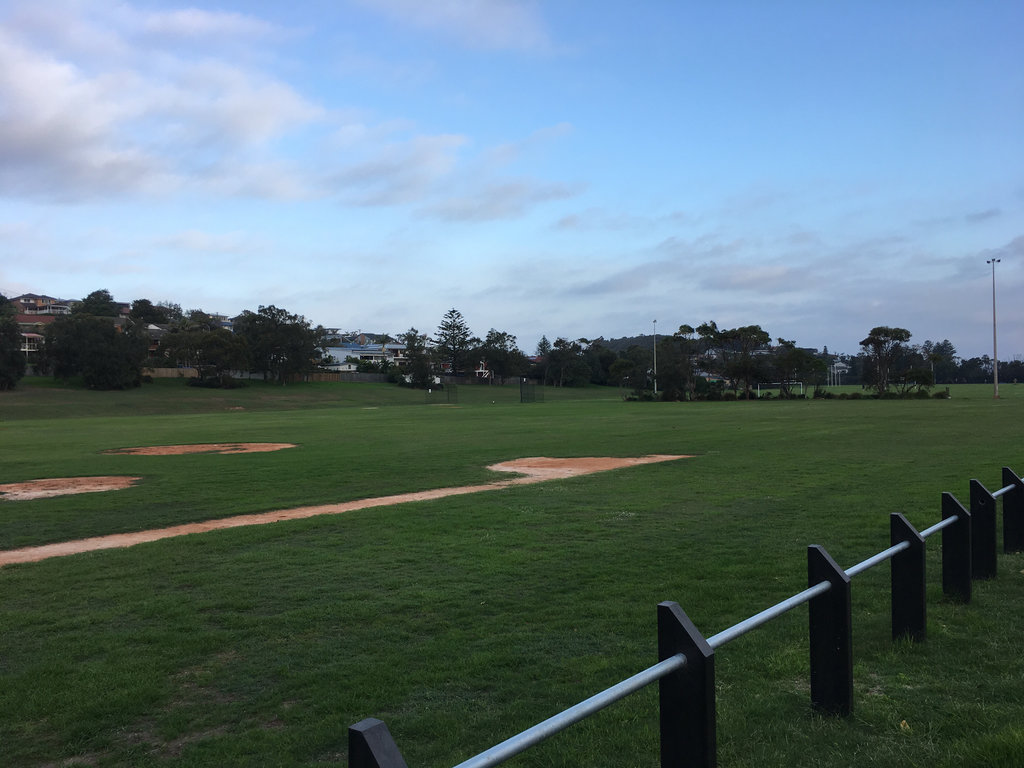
[0,476,142,501]
[0,455,691,566]
[105,443,296,456]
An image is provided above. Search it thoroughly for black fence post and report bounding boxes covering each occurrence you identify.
[970,479,997,579]
[658,601,715,768]
[349,718,409,768]
[1003,467,1024,553]
[807,545,852,716]
[890,513,926,642]
[941,493,972,602]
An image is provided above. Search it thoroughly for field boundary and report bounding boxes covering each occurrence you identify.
[350,466,1024,768]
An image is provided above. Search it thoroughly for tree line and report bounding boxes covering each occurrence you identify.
[0,291,1015,394]
[1,290,327,390]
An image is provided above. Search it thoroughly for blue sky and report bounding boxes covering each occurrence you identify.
[1,0,1020,358]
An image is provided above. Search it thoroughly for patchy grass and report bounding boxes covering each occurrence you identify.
[0,381,1022,766]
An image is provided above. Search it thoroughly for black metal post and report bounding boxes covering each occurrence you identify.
[349,718,409,768]
[1003,467,1024,553]
[807,545,852,716]
[970,479,997,579]
[941,493,972,602]
[890,513,926,642]
[658,601,715,768]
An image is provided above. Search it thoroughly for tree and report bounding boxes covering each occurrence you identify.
[434,308,474,376]
[159,328,250,386]
[608,357,637,391]
[73,289,119,317]
[43,314,148,389]
[654,324,701,401]
[399,328,434,388]
[478,329,528,384]
[859,326,912,394]
[233,305,326,384]
[582,339,618,385]
[546,338,591,387]
[920,339,958,384]
[158,301,184,323]
[771,339,826,398]
[891,365,934,396]
[129,299,171,325]
[697,322,771,398]
[177,309,221,332]
[0,294,27,390]
[532,335,553,384]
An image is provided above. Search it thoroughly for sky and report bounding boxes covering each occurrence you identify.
[1,0,1021,358]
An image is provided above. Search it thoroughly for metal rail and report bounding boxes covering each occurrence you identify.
[993,482,1016,499]
[451,653,687,768]
[707,581,830,649]
[846,540,910,577]
[921,514,958,539]
[353,467,1023,768]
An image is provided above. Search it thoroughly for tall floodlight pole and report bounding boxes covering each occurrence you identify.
[988,258,1001,398]
[652,319,658,396]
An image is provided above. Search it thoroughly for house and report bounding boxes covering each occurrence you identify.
[323,342,408,372]
[14,313,57,369]
[11,294,73,315]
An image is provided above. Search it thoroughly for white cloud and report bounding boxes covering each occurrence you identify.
[330,134,468,206]
[352,0,553,52]
[485,122,573,167]
[142,8,278,39]
[154,230,254,254]
[555,207,692,231]
[0,9,323,202]
[701,265,799,293]
[0,28,173,199]
[425,179,581,221]
[0,2,574,213]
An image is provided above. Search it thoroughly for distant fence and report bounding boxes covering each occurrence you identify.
[144,367,198,378]
[349,467,1024,768]
[143,369,390,383]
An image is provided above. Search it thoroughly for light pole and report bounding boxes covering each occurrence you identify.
[988,258,1000,398]
[652,319,658,396]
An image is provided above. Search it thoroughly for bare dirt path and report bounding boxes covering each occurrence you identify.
[104,443,298,456]
[0,455,689,567]
[0,476,143,501]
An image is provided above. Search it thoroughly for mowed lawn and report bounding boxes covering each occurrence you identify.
[1,379,1023,767]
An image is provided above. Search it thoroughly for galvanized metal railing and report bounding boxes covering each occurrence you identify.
[349,466,1024,768]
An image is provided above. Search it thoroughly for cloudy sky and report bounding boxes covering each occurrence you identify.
[1,0,1021,358]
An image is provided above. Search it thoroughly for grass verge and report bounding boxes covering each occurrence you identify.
[1,380,1022,767]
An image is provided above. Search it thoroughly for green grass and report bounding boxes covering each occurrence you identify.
[1,379,1023,767]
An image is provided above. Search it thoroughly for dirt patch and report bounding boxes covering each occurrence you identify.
[489,455,687,481]
[105,443,297,456]
[0,476,142,501]
[0,455,691,566]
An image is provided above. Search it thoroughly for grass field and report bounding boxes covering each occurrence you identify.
[2,378,1023,767]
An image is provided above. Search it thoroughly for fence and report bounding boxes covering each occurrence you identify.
[349,466,1024,768]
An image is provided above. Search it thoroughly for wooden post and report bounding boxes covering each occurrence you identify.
[1002,467,1024,553]
[349,718,409,768]
[890,514,926,642]
[941,493,972,602]
[658,601,716,768]
[807,545,853,716]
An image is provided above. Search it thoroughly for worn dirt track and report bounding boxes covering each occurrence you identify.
[104,443,297,456]
[0,476,142,501]
[0,455,690,566]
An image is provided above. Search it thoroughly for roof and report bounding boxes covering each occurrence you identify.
[15,313,57,324]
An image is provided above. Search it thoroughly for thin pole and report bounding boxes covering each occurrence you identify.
[652,319,657,396]
[988,258,1000,399]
